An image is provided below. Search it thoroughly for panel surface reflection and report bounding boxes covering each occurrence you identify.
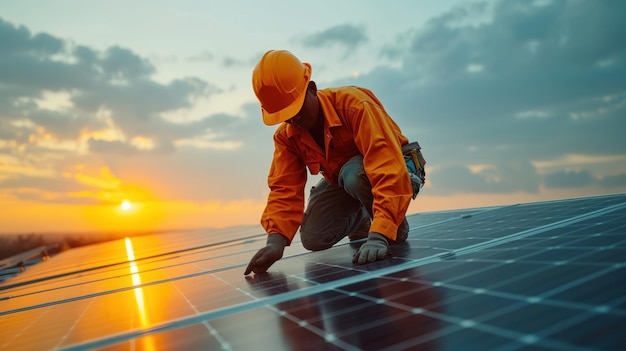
[0,194,624,350]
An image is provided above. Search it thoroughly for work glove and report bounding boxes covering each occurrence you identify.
[409,172,422,199]
[352,232,390,265]
[244,233,289,275]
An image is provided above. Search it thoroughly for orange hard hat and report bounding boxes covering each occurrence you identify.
[252,50,312,126]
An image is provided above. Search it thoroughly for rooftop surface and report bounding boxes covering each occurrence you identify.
[1,193,625,350]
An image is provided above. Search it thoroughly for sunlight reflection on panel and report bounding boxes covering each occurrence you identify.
[124,237,156,351]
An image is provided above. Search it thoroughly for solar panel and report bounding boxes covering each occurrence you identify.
[1,193,624,350]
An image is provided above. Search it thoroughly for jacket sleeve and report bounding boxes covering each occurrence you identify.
[260,129,307,243]
[349,102,413,241]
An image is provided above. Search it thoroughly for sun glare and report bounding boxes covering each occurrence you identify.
[121,200,132,211]
[114,199,145,219]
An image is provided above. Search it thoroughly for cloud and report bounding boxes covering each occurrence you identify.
[0,17,270,205]
[0,19,64,57]
[599,173,626,188]
[87,139,149,155]
[222,56,245,67]
[0,14,277,207]
[544,170,594,188]
[337,0,626,195]
[0,164,126,204]
[431,159,540,195]
[0,175,81,192]
[302,24,368,53]
[187,51,215,62]
[0,17,222,154]
[100,46,155,80]
[543,169,626,189]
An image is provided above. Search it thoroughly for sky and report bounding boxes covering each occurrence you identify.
[0,0,625,234]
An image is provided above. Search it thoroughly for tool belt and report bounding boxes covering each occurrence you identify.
[402,141,426,199]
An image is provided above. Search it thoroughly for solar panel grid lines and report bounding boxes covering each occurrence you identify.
[0,232,250,291]
[169,278,237,351]
[1,193,625,350]
[232,217,616,350]
[0,262,233,317]
[445,201,626,258]
[0,233,278,315]
[50,255,452,350]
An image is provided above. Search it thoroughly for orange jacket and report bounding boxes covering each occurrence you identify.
[261,86,413,242]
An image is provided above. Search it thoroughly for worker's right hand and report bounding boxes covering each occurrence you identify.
[352,232,390,265]
[244,234,289,275]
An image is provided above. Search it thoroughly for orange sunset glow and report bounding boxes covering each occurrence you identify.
[0,192,267,234]
[1,135,624,236]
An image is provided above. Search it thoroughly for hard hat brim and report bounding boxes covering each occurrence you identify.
[261,63,312,126]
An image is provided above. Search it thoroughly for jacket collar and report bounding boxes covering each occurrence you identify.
[285,89,343,138]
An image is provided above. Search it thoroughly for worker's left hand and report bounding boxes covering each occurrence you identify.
[353,232,390,264]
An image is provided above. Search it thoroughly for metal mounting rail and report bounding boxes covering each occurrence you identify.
[0,244,58,272]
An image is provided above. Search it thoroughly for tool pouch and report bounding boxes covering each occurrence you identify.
[402,141,426,199]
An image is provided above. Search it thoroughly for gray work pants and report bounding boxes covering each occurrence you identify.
[300,155,409,251]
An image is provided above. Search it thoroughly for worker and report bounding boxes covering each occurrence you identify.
[244,50,425,275]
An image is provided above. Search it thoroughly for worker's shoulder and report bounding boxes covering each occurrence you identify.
[272,121,301,142]
[272,122,288,136]
[321,86,382,106]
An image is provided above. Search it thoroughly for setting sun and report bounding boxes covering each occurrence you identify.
[121,200,132,211]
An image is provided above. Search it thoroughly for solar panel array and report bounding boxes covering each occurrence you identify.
[0,193,624,350]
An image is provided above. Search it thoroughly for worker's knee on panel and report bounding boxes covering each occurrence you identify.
[338,156,370,198]
[300,230,334,251]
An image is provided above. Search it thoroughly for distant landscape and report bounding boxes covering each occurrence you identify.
[0,231,159,260]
